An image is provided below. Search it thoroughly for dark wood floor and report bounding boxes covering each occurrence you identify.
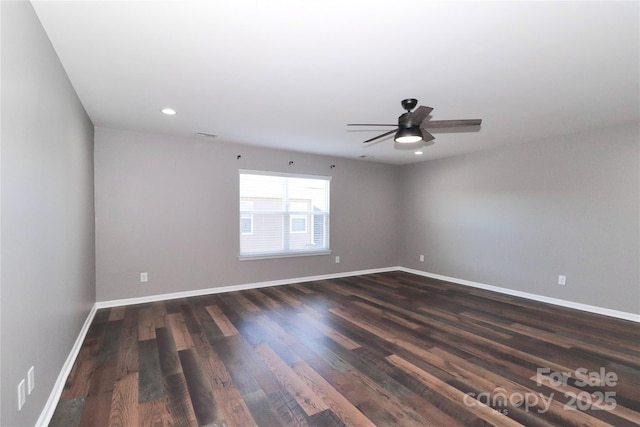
[50,271,640,426]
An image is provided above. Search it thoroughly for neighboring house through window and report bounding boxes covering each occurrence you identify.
[289,201,309,233]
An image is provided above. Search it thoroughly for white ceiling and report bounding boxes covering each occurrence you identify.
[31,1,639,165]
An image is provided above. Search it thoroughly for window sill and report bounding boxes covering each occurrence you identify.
[238,249,332,261]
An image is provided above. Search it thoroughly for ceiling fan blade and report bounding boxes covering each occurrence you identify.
[363,128,397,143]
[409,106,433,126]
[423,119,482,128]
[347,123,397,126]
[420,128,435,142]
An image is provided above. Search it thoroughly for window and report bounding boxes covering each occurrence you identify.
[239,170,331,259]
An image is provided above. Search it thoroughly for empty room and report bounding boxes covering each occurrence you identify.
[1,1,638,426]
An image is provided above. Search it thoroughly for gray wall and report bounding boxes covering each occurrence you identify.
[96,124,640,315]
[399,123,640,314]
[95,127,399,301]
[1,2,96,426]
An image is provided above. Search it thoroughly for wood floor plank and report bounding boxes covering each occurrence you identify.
[241,389,287,427]
[108,306,126,321]
[265,389,311,426]
[322,347,436,426]
[97,319,123,363]
[421,345,535,398]
[311,357,420,426]
[115,312,138,381]
[254,342,329,416]
[289,360,376,427]
[185,317,259,426]
[534,373,640,425]
[307,408,346,427]
[387,353,523,427]
[234,292,262,313]
[138,339,164,403]
[48,397,85,427]
[155,327,182,377]
[246,288,281,310]
[212,382,259,427]
[266,286,305,308]
[510,322,640,366]
[49,271,640,427]
[151,301,169,328]
[138,306,156,341]
[86,360,117,398]
[167,312,195,351]
[163,372,199,426]
[296,312,361,350]
[60,341,100,399]
[138,398,175,427]
[108,372,139,427]
[179,348,218,425]
[206,304,239,337]
[401,394,467,427]
[77,391,113,427]
[212,334,270,395]
[423,319,577,377]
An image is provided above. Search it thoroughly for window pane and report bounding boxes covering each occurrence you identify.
[290,215,307,233]
[240,216,253,234]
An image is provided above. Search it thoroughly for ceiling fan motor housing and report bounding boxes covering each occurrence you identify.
[398,112,415,129]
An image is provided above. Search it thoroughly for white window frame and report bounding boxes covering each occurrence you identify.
[239,170,331,260]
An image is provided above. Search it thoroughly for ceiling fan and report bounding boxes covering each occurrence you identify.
[348,99,482,150]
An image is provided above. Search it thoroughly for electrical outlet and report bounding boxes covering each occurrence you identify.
[335,256,340,264]
[558,275,566,286]
[419,254,424,262]
[18,380,25,410]
[27,366,35,395]
[140,272,148,282]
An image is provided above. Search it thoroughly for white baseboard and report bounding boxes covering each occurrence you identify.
[95,266,400,309]
[36,303,98,427]
[400,267,640,323]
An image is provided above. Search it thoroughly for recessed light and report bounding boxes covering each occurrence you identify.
[414,151,423,155]
[161,108,176,115]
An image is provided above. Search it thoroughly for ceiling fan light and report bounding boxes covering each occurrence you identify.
[394,126,422,144]
[394,140,424,150]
